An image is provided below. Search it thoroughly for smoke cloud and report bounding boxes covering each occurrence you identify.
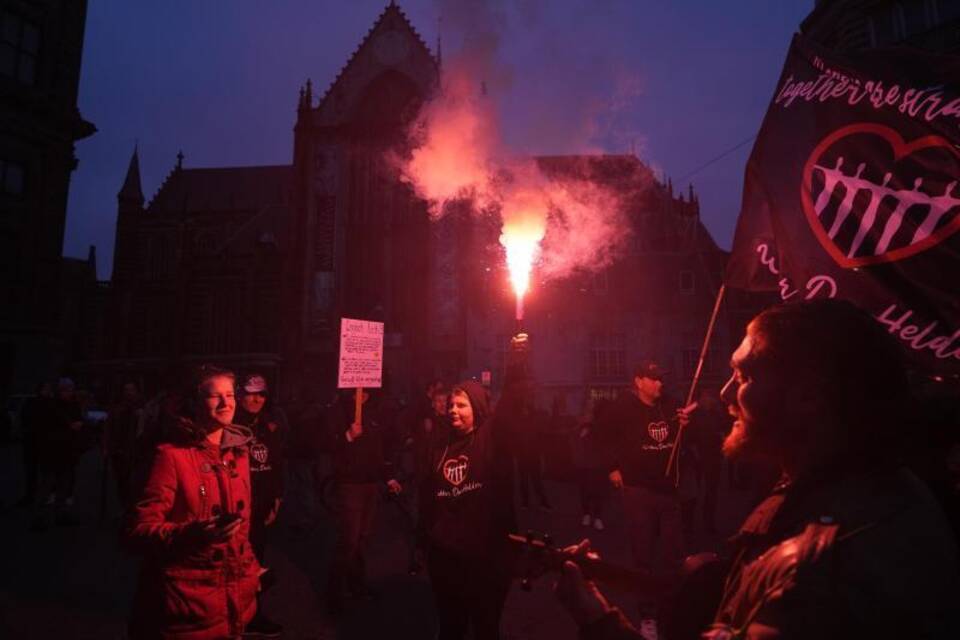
[393,0,651,282]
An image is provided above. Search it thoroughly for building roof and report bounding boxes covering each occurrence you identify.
[534,154,658,189]
[146,164,293,217]
[312,2,438,126]
[118,147,144,203]
[534,154,718,253]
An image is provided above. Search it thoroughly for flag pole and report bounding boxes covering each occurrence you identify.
[666,283,727,484]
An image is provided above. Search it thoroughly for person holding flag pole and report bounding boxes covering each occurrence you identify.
[557,30,960,640]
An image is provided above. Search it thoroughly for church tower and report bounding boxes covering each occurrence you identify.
[112,146,144,283]
[286,3,440,391]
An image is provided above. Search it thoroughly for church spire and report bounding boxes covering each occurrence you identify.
[118,144,144,204]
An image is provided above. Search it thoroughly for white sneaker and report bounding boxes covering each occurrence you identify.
[593,517,605,531]
[581,514,592,527]
[639,617,658,640]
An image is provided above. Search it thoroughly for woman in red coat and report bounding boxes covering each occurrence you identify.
[126,366,261,639]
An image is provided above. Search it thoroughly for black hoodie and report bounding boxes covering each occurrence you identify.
[234,406,287,517]
[418,380,516,557]
[328,394,395,485]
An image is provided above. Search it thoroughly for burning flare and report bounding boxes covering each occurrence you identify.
[499,199,546,321]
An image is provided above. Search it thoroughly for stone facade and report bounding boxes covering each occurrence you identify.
[0,0,95,394]
[96,4,751,408]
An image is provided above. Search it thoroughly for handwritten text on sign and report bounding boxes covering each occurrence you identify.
[338,318,384,388]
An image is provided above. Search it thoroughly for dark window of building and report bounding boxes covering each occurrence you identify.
[679,270,695,294]
[1,159,25,196]
[590,332,625,378]
[0,12,40,86]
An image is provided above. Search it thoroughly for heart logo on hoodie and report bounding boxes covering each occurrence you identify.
[442,455,470,486]
[648,421,669,444]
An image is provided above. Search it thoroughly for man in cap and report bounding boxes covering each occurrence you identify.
[603,360,691,638]
[234,373,287,638]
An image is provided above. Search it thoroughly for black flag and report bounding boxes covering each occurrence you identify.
[726,34,960,374]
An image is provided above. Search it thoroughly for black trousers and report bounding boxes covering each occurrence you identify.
[21,436,38,503]
[579,468,609,518]
[427,545,512,640]
[248,508,275,619]
[328,482,379,595]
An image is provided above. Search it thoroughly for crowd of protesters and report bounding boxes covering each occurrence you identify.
[6,300,960,639]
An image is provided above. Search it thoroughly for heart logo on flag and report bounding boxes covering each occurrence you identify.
[801,123,960,268]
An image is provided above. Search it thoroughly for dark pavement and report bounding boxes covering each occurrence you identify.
[0,442,758,639]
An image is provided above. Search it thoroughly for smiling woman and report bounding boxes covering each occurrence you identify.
[125,365,261,640]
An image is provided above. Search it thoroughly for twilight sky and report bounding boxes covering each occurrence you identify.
[64,0,812,275]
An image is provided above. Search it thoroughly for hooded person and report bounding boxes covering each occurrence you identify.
[232,373,286,638]
[418,374,520,640]
[126,365,261,640]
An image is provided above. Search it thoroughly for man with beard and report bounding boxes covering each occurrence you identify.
[233,373,286,638]
[557,300,959,639]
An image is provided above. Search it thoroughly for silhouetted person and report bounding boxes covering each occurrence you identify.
[513,400,552,511]
[104,381,143,511]
[32,378,84,529]
[284,389,330,532]
[412,383,450,483]
[17,381,54,508]
[577,398,612,531]
[325,389,402,614]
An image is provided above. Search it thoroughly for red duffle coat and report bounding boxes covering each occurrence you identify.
[126,423,261,639]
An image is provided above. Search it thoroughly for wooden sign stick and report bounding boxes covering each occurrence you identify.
[354,386,363,426]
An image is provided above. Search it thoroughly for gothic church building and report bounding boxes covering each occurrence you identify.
[102,4,733,407]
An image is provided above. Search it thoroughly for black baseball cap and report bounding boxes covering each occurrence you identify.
[633,361,664,381]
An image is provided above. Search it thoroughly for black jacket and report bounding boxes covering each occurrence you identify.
[581,466,960,640]
[603,392,680,492]
[418,381,516,558]
[234,406,287,515]
[328,397,395,485]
